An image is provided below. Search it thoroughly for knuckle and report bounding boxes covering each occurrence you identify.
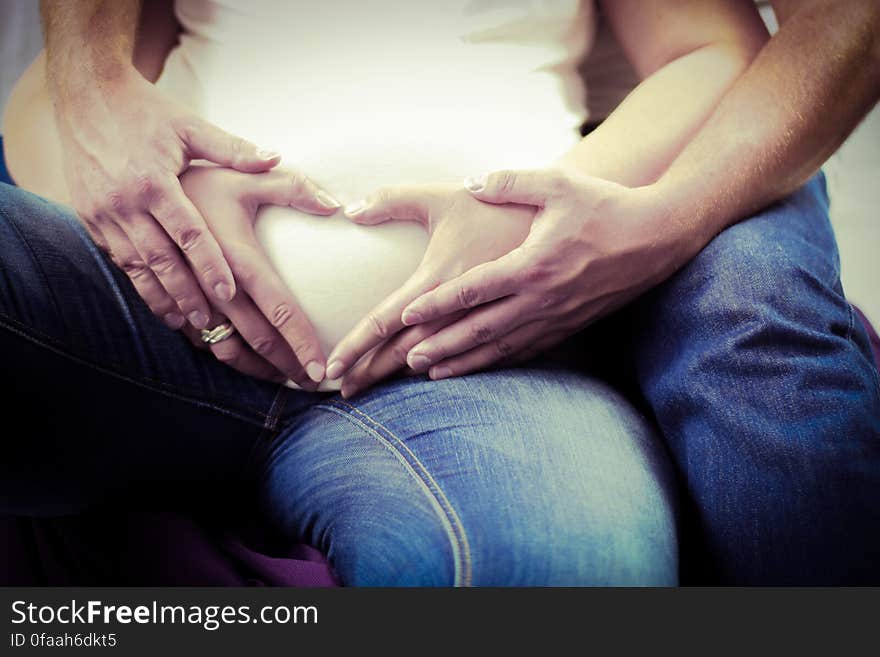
[132,173,158,200]
[547,169,573,197]
[495,170,517,195]
[176,226,203,252]
[367,312,389,340]
[144,249,176,275]
[519,261,551,286]
[121,258,151,279]
[457,285,480,308]
[471,322,495,344]
[270,303,294,329]
[495,337,514,357]
[288,170,306,194]
[390,342,409,365]
[214,345,240,364]
[250,336,276,356]
[103,189,127,215]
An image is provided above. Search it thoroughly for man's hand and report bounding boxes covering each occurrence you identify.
[179,166,341,387]
[323,183,535,397]
[332,167,693,392]
[53,68,284,331]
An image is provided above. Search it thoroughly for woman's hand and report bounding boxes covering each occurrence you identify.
[323,184,536,397]
[368,166,694,382]
[179,166,341,387]
[52,68,284,332]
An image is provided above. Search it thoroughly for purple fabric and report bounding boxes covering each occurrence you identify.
[0,513,337,586]
[3,308,878,586]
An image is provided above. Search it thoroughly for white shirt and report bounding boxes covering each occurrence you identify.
[156,0,596,387]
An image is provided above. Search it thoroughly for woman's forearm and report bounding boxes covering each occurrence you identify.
[560,41,761,187]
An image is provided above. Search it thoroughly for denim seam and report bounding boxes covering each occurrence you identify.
[262,386,289,432]
[0,314,270,429]
[318,400,473,587]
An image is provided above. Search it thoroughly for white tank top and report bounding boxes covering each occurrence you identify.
[156,0,596,386]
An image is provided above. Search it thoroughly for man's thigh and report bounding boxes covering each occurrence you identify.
[258,364,679,586]
[624,173,880,583]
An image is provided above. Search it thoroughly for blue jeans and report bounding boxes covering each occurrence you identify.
[618,173,880,584]
[0,183,678,586]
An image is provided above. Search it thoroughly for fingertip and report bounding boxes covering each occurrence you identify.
[463,174,488,194]
[343,200,367,217]
[213,281,235,303]
[315,190,341,211]
[325,359,346,381]
[401,308,424,326]
[305,360,326,384]
[257,149,282,163]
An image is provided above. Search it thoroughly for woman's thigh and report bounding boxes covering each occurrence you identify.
[0,183,288,515]
[258,363,679,586]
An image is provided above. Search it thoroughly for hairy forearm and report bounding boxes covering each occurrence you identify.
[40,0,140,103]
[560,42,760,186]
[655,0,880,249]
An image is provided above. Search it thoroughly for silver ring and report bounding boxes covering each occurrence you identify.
[200,322,236,345]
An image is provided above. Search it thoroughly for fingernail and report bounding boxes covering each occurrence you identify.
[258,148,281,160]
[316,190,341,209]
[429,365,453,380]
[401,309,423,325]
[464,174,488,192]
[344,200,366,216]
[213,281,234,302]
[340,383,356,399]
[305,361,326,384]
[407,352,432,371]
[163,312,186,329]
[325,360,345,380]
[187,310,209,329]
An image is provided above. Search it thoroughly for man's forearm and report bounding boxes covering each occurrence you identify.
[655,0,880,250]
[40,0,141,103]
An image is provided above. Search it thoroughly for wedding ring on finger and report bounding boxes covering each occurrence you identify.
[200,321,237,345]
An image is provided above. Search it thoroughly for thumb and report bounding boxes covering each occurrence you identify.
[182,119,281,173]
[464,168,561,207]
[342,185,436,227]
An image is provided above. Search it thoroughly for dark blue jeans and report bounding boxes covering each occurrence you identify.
[619,173,880,584]
[0,182,678,586]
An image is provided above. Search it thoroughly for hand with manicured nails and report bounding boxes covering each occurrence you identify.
[324,184,535,397]
[53,69,307,333]
[179,166,341,387]
[330,166,690,394]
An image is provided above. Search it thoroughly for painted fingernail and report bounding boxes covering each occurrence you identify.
[163,312,186,329]
[305,361,326,383]
[325,360,345,380]
[258,148,281,160]
[344,200,366,216]
[401,309,423,325]
[464,174,487,192]
[429,365,453,380]
[213,281,234,302]
[408,353,432,371]
[188,310,209,329]
[316,190,341,209]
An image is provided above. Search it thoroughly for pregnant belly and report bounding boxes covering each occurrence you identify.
[254,205,429,388]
